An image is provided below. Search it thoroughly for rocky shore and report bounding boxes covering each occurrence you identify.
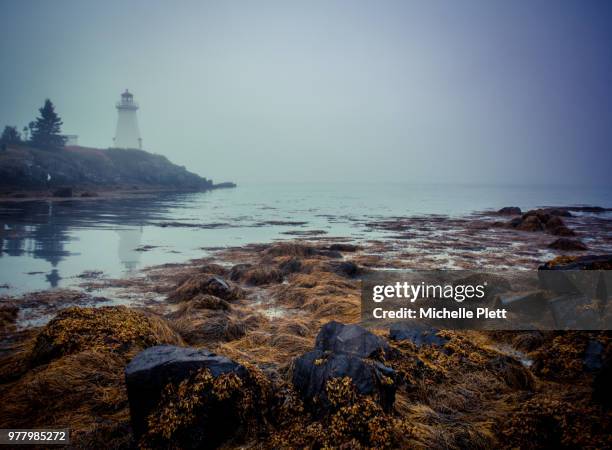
[0,207,610,448]
[0,144,235,199]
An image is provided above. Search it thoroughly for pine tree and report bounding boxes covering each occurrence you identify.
[30,99,66,149]
[0,125,21,145]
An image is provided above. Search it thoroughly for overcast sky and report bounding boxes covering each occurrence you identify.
[1,0,611,185]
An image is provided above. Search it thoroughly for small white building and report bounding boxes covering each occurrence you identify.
[113,89,142,149]
[63,135,79,146]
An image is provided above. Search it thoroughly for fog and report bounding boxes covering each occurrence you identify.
[1,0,611,185]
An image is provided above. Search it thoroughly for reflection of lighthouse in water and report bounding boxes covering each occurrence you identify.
[117,227,143,273]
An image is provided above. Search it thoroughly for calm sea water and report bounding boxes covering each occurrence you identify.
[1,182,610,294]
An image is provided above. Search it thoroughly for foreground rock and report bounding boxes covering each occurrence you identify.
[0,306,183,447]
[292,322,396,413]
[292,350,396,413]
[538,255,612,328]
[389,323,448,347]
[548,238,588,251]
[593,355,612,408]
[125,345,270,447]
[539,254,612,271]
[125,345,246,438]
[315,321,390,358]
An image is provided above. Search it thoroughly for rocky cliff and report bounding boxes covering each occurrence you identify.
[0,145,227,191]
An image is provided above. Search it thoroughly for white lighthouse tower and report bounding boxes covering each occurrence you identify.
[113,89,142,149]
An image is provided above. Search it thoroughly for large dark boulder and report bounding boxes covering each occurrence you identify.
[498,206,522,215]
[229,263,251,281]
[548,238,588,251]
[549,225,576,236]
[539,255,612,305]
[315,321,389,358]
[547,294,602,329]
[324,260,361,278]
[125,345,247,439]
[389,323,448,347]
[539,255,612,271]
[508,209,576,236]
[584,340,604,372]
[327,243,360,252]
[292,350,396,413]
[515,214,545,232]
[593,354,612,408]
[544,215,564,230]
[277,256,303,275]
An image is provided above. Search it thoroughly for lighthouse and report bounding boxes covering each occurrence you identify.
[113,89,142,149]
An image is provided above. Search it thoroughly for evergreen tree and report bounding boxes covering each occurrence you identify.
[0,125,21,145]
[30,99,66,149]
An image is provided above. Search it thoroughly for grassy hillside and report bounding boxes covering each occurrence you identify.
[0,145,217,191]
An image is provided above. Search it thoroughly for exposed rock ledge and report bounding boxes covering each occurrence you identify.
[0,144,235,196]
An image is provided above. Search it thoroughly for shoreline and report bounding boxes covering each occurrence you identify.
[0,184,236,202]
[2,204,611,305]
[0,206,610,447]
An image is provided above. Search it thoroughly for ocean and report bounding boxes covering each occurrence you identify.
[1,182,610,294]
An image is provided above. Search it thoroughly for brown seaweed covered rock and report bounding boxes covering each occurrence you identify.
[315,321,390,358]
[0,304,18,331]
[30,306,182,366]
[548,238,587,251]
[293,322,396,413]
[272,376,402,448]
[292,350,396,413]
[125,345,270,448]
[0,306,182,447]
[539,254,612,271]
[509,209,576,236]
[389,323,449,347]
[168,275,242,302]
[497,206,522,215]
[229,263,284,286]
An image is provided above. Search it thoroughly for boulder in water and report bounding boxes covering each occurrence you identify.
[497,206,522,215]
